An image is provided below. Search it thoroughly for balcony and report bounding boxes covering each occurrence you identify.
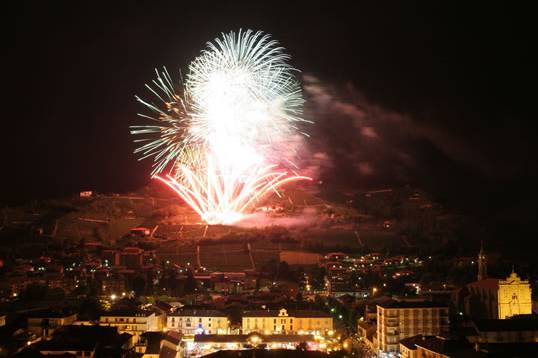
[385,319,398,327]
[384,329,398,336]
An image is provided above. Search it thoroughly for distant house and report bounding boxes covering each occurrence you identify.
[27,311,77,338]
[357,321,376,351]
[99,309,163,343]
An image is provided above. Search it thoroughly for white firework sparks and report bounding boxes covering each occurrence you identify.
[131,29,312,224]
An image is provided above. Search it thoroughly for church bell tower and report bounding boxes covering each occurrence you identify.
[478,241,487,281]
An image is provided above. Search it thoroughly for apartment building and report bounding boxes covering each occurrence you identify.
[376,300,449,355]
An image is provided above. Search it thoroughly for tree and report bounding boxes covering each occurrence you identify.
[79,297,103,320]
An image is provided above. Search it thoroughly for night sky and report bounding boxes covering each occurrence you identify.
[5,2,537,247]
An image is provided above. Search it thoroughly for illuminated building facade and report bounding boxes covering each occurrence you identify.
[463,270,532,320]
[167,309,230,335]
[376,300,449,355]
[498,271,532,319]
[99,310,163,342]
[242,308,333,335]
[185,333,322,357]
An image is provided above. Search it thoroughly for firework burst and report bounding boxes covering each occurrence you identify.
[131,29,312,224]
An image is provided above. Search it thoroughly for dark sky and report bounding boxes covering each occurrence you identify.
[4,0,537,238]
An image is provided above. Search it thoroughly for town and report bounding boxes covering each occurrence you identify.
[0,187,536,357]
[7,2,537,357]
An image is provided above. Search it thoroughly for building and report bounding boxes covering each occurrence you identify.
[27,311,77,338]
[135,331,163,357]
[498,271,532,319]
[166,309,230,335]
[400,335,426,358]
[475,342,538,357]
[242,308,333,335]
[462,270,532,320]
[477,241,487,281]
[160,331,183,358]
[186,332,321,357]
[0,314,6,327]
[467,315,538,345]
[463,279,500,319]
[31,325,133,357]
[99,309,163,343]
[357,321,376,352]
[376,300,449,355]
[400,335,484,358]
[210,271,256,293]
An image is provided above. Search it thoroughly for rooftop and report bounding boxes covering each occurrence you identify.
[242,309,331,318]
[400,335,434,350]
[377,300,448,309]
[163,331,182,345]
[28,310,76,319]
[140,332,163,355]
[170,309,228,317]
[413,335,476,355]
[160,346,178,358]
[478,342,538,357]
[101,309,155,317]
[33,325,130,355]
[474,316,538,332]
[467,278,500,290]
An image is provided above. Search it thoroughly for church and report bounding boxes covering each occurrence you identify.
[456,242,533,319]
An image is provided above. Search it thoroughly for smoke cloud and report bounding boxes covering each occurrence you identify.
[298,74,506,194]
